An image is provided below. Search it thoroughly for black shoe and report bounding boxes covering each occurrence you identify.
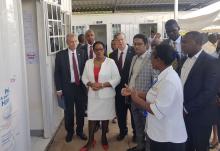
[77,133,88,140]
[65,133,73,143]
[116,133,127,141]
[127,146,145,151]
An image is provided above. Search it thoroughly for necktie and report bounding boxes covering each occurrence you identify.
[89,46,93,59]
[72,53,80,85]
[118,51,123,71]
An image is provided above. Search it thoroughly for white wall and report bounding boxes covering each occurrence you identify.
[72,12,188,51]
[22,0,72,138]
[0,0,30,150]
[22,0,43,131]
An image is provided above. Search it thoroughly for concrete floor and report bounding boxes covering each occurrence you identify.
[46,117,136,151]
[45,115,219,151]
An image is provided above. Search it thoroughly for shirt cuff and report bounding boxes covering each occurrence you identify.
[57,90,62,92]
[150,103,164,120]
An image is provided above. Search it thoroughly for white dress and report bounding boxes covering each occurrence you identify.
[82,58,121,120]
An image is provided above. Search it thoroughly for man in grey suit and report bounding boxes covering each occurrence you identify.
[122,34,157,151]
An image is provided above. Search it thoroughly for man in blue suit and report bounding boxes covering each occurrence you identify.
[181,31,220,151]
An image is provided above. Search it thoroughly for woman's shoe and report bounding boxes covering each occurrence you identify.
[79,146,88,151]
[102,144,109,150]
[80,140,96,151]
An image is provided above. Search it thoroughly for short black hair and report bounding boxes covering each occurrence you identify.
[133,34,148,45]
[185,31,203,45]
[154,44,176,66]
[78,34,84,43]
[165,19,179,27]
[93,41,106,51]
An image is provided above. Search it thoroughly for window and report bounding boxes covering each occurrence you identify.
[112,24,121,39]
[72,25,86,36]
[47,3,66,55]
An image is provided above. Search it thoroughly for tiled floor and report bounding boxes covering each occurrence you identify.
[32,114,220,151]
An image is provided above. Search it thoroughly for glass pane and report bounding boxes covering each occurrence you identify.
[59,37,63,50]
[54,22,58,36]
[52,5,57,20]
[55,37,59,51]
[49,21,53,36]
[47,4,52,19]
[58,22,62,36]
[50,38,55,52]
[58,0,61,5]
[57,7,61,20]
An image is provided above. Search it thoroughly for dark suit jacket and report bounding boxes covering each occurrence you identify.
[54,48,85,93]
[161,38,187,75]
[109,45,135,94]
[80,44,107,63]
[183,51,220,126]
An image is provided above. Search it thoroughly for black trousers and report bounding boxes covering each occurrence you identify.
[115,94,135,135]
[150,139,185,151]
[64,83,86,135]
[185,119,212,151]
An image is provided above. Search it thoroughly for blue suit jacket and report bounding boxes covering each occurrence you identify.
[183,51,220,125]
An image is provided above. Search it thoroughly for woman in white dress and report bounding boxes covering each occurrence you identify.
[81,41,121,151]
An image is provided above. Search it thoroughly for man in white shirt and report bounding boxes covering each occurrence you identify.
[181,31,220,151]
[54,33,87,142]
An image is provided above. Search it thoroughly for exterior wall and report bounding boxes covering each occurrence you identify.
[22,0,72,138]
[71,12,188,51]
[0,0,30,150]
[22,0,44,132]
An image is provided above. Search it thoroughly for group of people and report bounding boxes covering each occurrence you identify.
[54,19,220,151]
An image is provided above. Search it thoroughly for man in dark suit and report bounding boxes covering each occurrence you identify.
[54,33,87,142]
[76,33,85,50]
[109,32,136,141]
[181,31,220,151]
[162,19,186,75]
[80,29,96,61]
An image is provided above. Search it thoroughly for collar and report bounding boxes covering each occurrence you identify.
[138,50,148,59]
[158,66,173,81]
[172,36,181,44]
[68,48,76,53]
[118,44,128,53]
[192,49,203,59]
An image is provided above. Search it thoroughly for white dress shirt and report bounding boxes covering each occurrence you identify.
[171,36,181,54]
[181,50,202,86]
[87,43,96,59]
[146,66,187,143]
[68,48,80,83]
[118,44,128,68]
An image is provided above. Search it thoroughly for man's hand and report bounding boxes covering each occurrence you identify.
[121,84,132,96]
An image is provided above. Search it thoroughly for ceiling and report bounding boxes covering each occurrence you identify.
[72,0,219,13]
